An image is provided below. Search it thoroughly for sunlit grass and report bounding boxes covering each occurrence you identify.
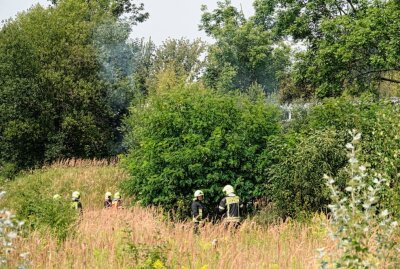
[9,207,335,269]
[9,162,397,268]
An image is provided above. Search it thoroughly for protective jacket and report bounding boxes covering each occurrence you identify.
[219,193,240,222]
[104,199,112,208]
[112,199,123,209]
[191,199,208,223]
[72,198,83,214]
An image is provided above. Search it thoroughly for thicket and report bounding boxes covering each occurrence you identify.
[2,175,77,241]
[121,81,400,220]
[122,84,281,213]
[269,97,400,218]
[321,131,399,268]
[265,130,347,217]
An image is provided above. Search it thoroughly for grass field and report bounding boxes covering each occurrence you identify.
[10,208,333,269]
[3,162,335,268]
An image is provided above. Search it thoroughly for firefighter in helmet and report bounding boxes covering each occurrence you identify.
[219,185,240,228]
[191,190,208,234]
[112,192,123,209]
[104,192,112,208]
[71,191,83,215]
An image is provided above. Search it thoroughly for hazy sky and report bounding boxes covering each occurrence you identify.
[0,0,255,44]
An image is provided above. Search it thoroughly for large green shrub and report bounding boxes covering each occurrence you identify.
[275,97,400,218]
[266,130,347,217]
[122,84,281,212]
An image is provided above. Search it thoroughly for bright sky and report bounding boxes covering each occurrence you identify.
[0,0,255,45]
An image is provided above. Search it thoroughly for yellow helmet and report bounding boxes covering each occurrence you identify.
[114,192,121,199]
[222,185,234,195]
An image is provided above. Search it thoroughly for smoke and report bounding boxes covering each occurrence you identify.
[92,19,146,154]
[93,19,141,116]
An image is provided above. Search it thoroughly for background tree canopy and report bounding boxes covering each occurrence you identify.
[200,0,291,93]
[252,0,400,99]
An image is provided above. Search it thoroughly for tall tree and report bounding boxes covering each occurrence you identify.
[255,0,400,99]
[138,38,207,94]
[0,0,147,175]
[200,0,290,93]
[152,38,206,82]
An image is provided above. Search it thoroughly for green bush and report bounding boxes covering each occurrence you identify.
[266,130,347,217]
[122,84,281,213]
[288,97,400,218]
[268,96,400,218]
[0,162,18,180]
[321,131,399,268]
[2,174,77,241]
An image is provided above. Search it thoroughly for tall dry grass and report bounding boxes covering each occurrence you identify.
[48,158,119,168]
[4,163,338,268]
[12,207,334,269]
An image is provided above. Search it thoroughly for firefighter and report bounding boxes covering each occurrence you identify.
[112,192,123,209]
[191,190,207,234]
[104,192,112,208]
[219,185,240,229]
[71,191,83,215]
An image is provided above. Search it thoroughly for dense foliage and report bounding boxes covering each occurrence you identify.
[2,0,400,226]
[2,175,77,241]
[321,132,399,268]
[267,97,400,217]
[0,0,147,176]
[200,1,290,93]
[252,0,400,99]
[122,84,281,211]
[145,38,208,94]
[266,130,347,217]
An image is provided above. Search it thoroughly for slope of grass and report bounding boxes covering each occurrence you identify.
[1,159,127,210]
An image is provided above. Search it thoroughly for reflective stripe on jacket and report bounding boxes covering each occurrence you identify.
[71,199,83,215]
[191,199,207,223]
[219,194,240,222]
[112,199,123,209]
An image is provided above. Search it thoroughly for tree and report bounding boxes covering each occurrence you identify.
[255,0,400,99]
[49,0,149,25]
[0,0,147,174]
[153,38,206,81]
[144,38,207,93]
[200,0,290,93]
[132,38,156,95]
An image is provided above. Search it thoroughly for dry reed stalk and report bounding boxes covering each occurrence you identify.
[47,157,119,168]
